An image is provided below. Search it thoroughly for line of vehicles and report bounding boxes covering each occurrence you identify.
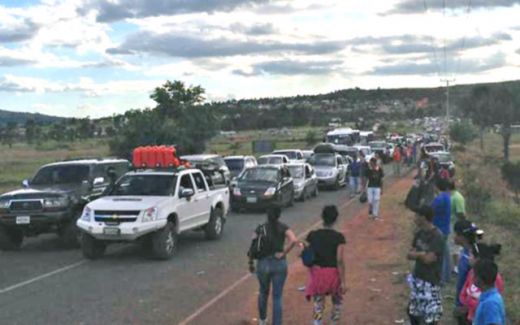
[0,128,453,260]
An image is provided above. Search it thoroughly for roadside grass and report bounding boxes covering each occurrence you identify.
[208,126,328,156]
[0,140,109,194]
[448,133,520,324]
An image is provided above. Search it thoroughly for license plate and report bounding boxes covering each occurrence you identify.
[103,227,120,235]
[246,197,257,203]
[16,216,31,224]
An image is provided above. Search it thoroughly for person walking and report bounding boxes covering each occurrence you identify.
[347,154,361,198]
[393,146,402,176]
[472,259,507,325]
[459,243,504,325]
[364,157,384,220]
[407,205,444,325]
[359,153,368,192]
[431,179,452,285]
[304,205,347,325]
[449,181,466,222]
[249,207,298,325]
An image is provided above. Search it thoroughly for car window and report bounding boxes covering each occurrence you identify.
[32,164,90,185]
[336,157,342,165]
[179,174,195,195]
[212,157,226,168]
[112,175,175,196]
[297,152,303,160]
[192,172,207,192]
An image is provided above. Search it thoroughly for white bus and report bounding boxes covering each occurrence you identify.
[326,128,360,146]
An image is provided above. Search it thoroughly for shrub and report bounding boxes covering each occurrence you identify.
[482,200,520,229]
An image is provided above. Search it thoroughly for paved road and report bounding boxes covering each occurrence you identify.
[0,166,406,325]
[0,188,351,325]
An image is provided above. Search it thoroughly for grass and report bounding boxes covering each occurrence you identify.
[208,126,328,156]
[443,132,520,324]
[0,140,109,194]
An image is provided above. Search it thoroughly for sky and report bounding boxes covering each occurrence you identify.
[1,0,520,118]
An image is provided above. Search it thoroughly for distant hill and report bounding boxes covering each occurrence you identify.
[0,109,66,126]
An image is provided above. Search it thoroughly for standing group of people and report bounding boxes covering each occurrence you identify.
[248,206,347,325]
[406,166,507,324]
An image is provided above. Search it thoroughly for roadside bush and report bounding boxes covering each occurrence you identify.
[450,120,478,145]
[501,161,520,203]
[482,200,520,229]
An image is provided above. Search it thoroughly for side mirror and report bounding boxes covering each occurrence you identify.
[93,177,105,185]
[180,188,195,199]
[22,179,30,188]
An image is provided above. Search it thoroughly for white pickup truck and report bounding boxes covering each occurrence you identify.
[77,168,229,260]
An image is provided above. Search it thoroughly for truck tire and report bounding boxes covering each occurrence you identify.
[287,191,295,207]
[0,224,23,251]
[204,207,224,240]
[81,234,106,260]
[151,222,177,260]
[312,186,319,198]
[334,178,341,191]
[60,220,81,248]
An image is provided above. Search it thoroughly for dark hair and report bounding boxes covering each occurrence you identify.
[454,220,477,244]
[447,180,456,191]
[473,259,498,287]
[369,157,377,164]
[472,243,502,261]
[415,205,434,222]
[267,207,281,225]
[322,205,339,226]
[436,178,449,191]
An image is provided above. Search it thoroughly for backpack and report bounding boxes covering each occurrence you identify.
[405,185,422,211]
[247,224,274,260]
[439,168,450,180]
[300,244,315,267]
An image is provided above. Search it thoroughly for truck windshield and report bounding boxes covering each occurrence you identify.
[274,151,297,159]
[240,168,279,182]
[312,154,335,167]
[32,165,90,185]
[287,166,304,179]
[224,159,244,172]
[369,142,386,150]
[111,175,176,196]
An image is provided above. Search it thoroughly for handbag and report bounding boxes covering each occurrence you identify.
[359,191,368,203]
[301,244,315,267]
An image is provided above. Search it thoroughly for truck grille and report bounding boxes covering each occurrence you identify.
[94,210,140,223]
[9,200,43,212]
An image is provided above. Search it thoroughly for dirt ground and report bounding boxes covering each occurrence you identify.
[242,175,415,325]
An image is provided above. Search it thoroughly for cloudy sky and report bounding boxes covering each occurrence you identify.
[1,0,520,118]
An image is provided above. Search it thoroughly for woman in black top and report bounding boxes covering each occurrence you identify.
[252,207,297,325]
[364,157,384,220]
[304,205,347,325]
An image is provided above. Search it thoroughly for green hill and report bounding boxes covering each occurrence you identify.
[0,109,67,126]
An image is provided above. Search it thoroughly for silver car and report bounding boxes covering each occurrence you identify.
[287,163,318,201]
[310,153,348,190]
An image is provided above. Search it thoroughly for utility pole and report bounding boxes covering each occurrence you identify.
[440,78,455,138]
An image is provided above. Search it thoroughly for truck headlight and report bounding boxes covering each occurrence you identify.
[0,199,10,210]
[81,206,93,222]
[44,197,69,208]
[264,187,277,197]
[294,182,304,190]
[142,207,158,222]
[233,187,242,196]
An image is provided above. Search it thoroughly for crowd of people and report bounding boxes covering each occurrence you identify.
[245,142,507,325]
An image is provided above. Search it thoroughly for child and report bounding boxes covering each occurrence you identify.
[459,243,504,324]
[472,259,507,325]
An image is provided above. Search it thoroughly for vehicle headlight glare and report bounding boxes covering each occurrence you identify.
[81,207,92,222]
[44,197,69,208]
[264,187,277,197]
[143,207,158,222]
[233,187,242,196]
[0,200,9,209]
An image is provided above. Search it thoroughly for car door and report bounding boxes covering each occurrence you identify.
[335,156,345,183]
[191,171,211,225]
[280,169,293,203]
[176,173,202,231]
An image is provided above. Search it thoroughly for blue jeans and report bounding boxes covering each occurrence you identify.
[349,176,360,195]
[256,257,288,325]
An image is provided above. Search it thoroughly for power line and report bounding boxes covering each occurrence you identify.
[454,0,473,76]
[422,0,442,77]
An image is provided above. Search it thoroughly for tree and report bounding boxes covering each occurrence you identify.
[25,119,37,144]
[305,130,317,146]
[490,87,520,161]
[449,120,478,145]
[1,122,17,148]
[501,161,520,203]
[461,86,494,150]
[150,80,205,117]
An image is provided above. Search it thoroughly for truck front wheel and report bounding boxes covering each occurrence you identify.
[81,234,106,260]
[152,222,177,260]
[60,219,81,248]
[0,224,23,251]
[204,207,224,240]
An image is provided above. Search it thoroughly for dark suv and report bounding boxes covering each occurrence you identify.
[0,159,130,250]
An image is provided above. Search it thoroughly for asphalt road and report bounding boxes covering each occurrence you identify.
[0,164,409,325]
[0,185,355,325]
